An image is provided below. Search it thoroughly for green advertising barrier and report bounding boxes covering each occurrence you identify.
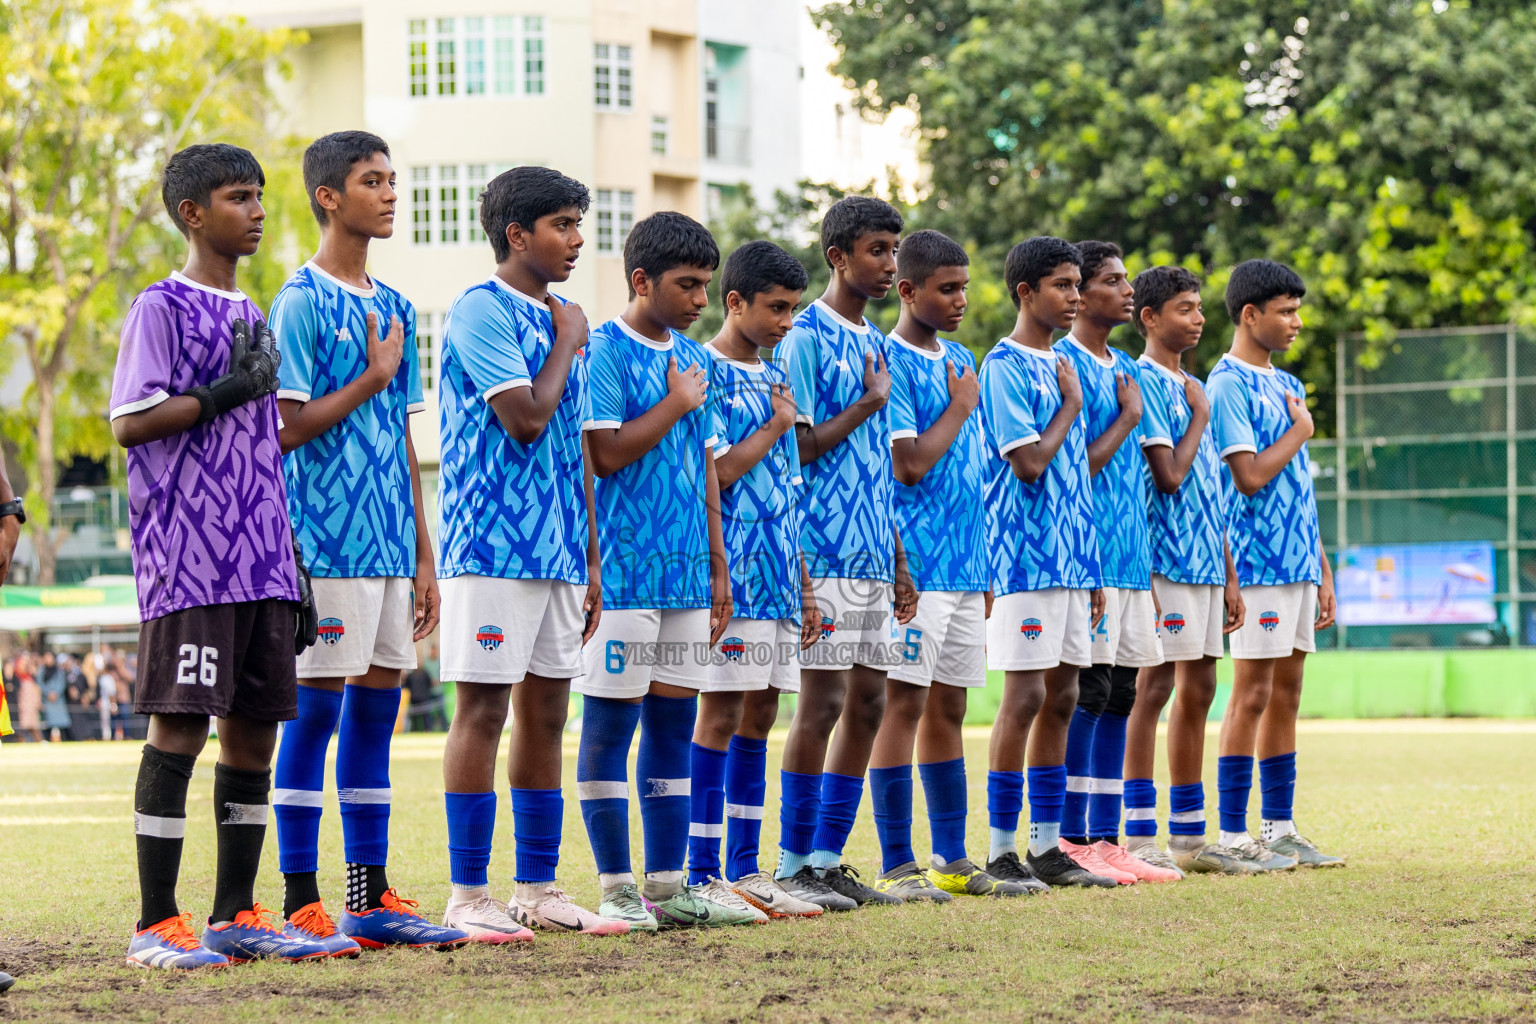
[965,649,1536,723]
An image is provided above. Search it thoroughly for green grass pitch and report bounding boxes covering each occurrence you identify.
[2,722,1534,1023]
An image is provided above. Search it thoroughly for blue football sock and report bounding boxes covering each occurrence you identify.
[1169,782,1206,838]
[1062,707,1098,842]
[1087,712,1128,842]
[511,788,562,885]
[687,742,728,885]
[810,772,864,865]
[637,694,696,881]
[1123,777,1158,838]
[776,769,820,878]
[869,765,914,873]
[918,757,968,866]
[336,685,399,868]
[445,791,496,888]
[1217,755,1255,836]
[1027,764,1067,857]
[274,685,341,876]
[724,735,767,882]
[576,696,642,885]
[1258,751,1297,822]
[987,769,1024,832]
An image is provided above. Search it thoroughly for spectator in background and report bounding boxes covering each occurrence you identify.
[404,664,446,733]
[111,653,134,739]
[96,662,117,741]
[40,652,72,741]
[16,654,43,742]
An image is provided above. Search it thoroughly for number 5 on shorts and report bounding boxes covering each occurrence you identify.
[176,644,219,687]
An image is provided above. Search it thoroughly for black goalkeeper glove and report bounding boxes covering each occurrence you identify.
[293,539,319,654]
[186,318,282,425]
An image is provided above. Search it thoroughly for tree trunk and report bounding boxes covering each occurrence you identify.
[32,378,59,586]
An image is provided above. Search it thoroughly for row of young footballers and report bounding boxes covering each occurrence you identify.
[111,131,1336,969]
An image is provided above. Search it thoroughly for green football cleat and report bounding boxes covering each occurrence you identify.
[1172,842,1254,875]
[597,883,657,933]
[928,856,1043,897]
[874,862,953,903]
[653,885,760,929]
[1266,833,1346,868]
[1226,837,1297,873]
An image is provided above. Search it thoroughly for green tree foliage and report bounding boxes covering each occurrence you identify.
[0,0,307,582]
[816,0,1536,431]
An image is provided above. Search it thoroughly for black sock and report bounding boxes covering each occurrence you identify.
[283,872,321,919]
[1091,836,1119,846]
[346,863,391,913]
[210,763,271,925]
[1063,835,1089,847]
[135,745,197,928]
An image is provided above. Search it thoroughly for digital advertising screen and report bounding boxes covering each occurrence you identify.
[1334,541,1498,626]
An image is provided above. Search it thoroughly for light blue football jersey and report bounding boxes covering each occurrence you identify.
[1136,355,1227,586]
[886,333,988,593]
[585,317,721,610]
[775,300,894,581]
[1054,335,1151,590]
[1207,353,1322,587]
[979,339,1102,596]
[273,262,424,578]
[435,276,589,585]
[707,347,804,621]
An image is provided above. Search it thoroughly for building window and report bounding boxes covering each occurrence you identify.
[651,115,669,156]
[593,189,635,254]
[594,43,632,109]
[463,17,486,95]
[435,18,457,96]
[411,17,544,98]
[408,20,429,97]
[417,312,437,392]
[465,164,489,242]
[411,166,432,243]
[523,17,545,95]
[438,165,460,244]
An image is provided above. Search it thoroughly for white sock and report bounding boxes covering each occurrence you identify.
[1125,834,1156,853]
[643,870,685,901]
[599,871,635,894]
[988,827,1016,863]
[447,883,488,905]
[1168,834,1205,853]
[1027,820,1061,857]
[514,882,548,907]
[1219,830,1251,849]
[1260,818,1296,842]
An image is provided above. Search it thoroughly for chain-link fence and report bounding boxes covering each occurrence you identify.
[1312,324,1536,649]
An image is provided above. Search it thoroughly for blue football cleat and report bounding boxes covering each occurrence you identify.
[285,902,362,957]
[200,904,331,962]
[338,889,470,949]
[126,913,231,970]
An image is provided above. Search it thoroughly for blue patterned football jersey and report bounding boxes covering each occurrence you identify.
[979,340,1102,595]
[1207,353,1321,587]
[775,300,894,581]
[707,347,804,621]
[436,277,589,585]
[1054,336,1151,590]
[273,262,424,578]
[887,333,988,592]
[584,317,721,610]
[1136,356,1227,586]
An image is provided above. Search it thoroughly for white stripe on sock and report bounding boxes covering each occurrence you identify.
[1089,778,1124,795]
[1169,810,1206,823]
[643,777,691,798]
[134,813,186,839]
[338,787,392,804]
[220,802,269,826]
[1125,807,1157,820]
[688,822,723,838]
[1065,775,1091,793]
[725,803,764,820]
[577,781,629,801]
[272,788,323,807]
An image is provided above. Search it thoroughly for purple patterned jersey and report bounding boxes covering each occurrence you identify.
[109,273,299,620]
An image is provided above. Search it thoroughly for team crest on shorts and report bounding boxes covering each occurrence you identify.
[1259,611,1280,632]
[820,617,836,639]
[1161,613,1185,635]
[1020,618,1043,641]
[476,625,505,651]
[317,617,345,646]
[720,637,746,662]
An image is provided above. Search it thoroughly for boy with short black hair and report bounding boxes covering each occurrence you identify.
[774,196,919,908]
[979,236,1116,889]
[577,211,758,931]
[269,129,466,953]
[434,165,623,941]
[1207,259,1342,869]
[1122,265,1250,875]
[1051,240,1175,885]
[865,230,1041,902]
[113,143,328,968]
[685,240,827,918]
